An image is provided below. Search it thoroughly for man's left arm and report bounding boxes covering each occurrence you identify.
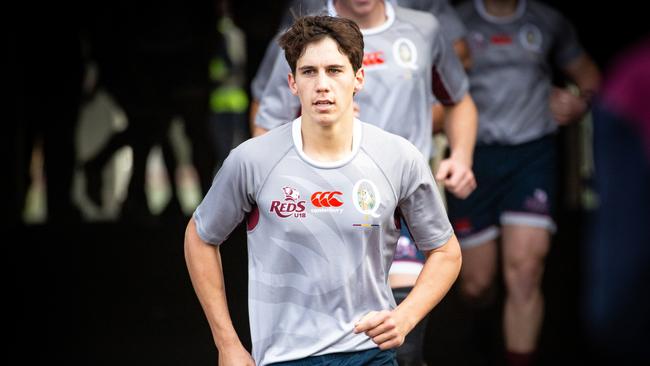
[436,92,478,199]
[354,234,462,349]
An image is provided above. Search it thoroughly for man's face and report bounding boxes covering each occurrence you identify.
[288,37,364,127]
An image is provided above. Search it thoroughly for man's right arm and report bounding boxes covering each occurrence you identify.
[184,218,255,365]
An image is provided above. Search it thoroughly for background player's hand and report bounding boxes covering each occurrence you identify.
[354,310,407,350]
[436,157,476,199]
[550,87,588,125]
[218,344,256,366]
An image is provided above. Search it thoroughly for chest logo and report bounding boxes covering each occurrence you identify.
[310,191,344,214]
[363,51,386,68]
[269,186,307,218]
[469,31,487,51]
[392,38,418,70]
[311,191,343,207]
[490,33,513,45]
[352,179,381,218]
[519,23,543,52]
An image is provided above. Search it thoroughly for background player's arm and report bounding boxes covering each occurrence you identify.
[248,99,262,137]
[453,38,472,70]
[184,218,255,365]
[252,126,269,137]
[551,54,601,125]
[436,93,478,199]
[252,50,301,137]
[433,37,472,134]
[355,234,462,349]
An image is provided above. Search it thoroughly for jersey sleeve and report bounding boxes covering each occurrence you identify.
[430,25,469,105]
[398,145,454,251]
[193,146,256,245]
[434,0,468,43]
[549,12,585,68]
[255,49,301,130]
[251,37,282,101]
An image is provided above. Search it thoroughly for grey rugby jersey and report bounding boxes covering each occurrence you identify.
[457,0,585,145]
[255,0,468,158]
[194,118,453,365]
[251,0,467,101]
[398,0,467,43]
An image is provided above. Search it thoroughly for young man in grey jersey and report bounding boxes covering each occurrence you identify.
[251,2,477,364]
[185,15,462,366]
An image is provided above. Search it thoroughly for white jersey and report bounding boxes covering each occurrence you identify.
[255,0,468,158]
[398,0,467,43]
[194,118,453,365]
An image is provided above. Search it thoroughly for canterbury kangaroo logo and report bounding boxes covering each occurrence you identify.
[311,191,343,207]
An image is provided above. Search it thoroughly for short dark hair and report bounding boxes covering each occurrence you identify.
[278,15,364,75]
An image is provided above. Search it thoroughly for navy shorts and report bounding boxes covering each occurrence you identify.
[447,135,557,248]
[268,348,397,366]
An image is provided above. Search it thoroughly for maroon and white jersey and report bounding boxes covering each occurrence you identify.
[194,118,453,365]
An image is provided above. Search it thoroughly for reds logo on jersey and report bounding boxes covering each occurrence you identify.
[282,186,301,201]
[270,186,307,218]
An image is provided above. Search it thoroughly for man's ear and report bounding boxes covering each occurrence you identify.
[288,72,298,96]
[354,67,365,94]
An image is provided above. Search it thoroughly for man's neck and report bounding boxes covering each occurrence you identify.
[484,0,518,17]
[301,115,355,163]
[333,0,387,29]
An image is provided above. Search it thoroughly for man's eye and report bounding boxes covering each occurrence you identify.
[329,68,341,74]
[302,69,315,75]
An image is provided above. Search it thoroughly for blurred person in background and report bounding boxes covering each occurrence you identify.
[83,0,218,223]
[584,35,650,365]
[9,7,84,225]
[451,0,601,364]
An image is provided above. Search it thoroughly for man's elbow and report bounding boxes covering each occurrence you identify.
[445,234,463,274]
[184,217,207,259]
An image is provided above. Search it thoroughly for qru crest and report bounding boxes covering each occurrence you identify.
[352,179,381,217]
[392,37,418,70]
[519,23,543,52]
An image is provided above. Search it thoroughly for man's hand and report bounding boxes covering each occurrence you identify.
[354,310,408,350]
[550,87,588,125]
[436,157,476,199]
[218,344,256,366]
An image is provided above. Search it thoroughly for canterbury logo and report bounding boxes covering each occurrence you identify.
[363,51,385,66]
[311,191,343,207]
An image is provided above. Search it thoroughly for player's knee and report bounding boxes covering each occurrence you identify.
[504,259,544,303]
[459,274,494,303]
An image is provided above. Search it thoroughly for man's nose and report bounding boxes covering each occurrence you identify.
[315,70,330,92]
